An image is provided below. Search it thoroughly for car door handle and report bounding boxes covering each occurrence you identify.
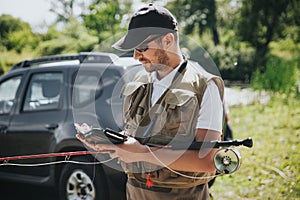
[45,124,59,130]
[0,124,8,133]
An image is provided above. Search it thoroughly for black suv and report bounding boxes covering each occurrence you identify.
[0,52,142,200]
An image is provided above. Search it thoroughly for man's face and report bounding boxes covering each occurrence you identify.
[133,36,170,73]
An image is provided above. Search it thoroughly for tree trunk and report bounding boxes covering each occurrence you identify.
[212,26,220,46]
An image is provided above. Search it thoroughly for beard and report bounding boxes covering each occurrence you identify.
[140,49,170,73]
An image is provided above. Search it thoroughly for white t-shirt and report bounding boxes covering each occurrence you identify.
[151,64,223,133]
[197,80,223,132]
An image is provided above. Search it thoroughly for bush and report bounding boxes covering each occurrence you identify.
[251,56,298,93]
[36,37,75,56]
[36,20,98,56]
[7,30,39,53]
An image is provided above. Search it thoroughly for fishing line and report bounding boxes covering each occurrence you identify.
[0,158,114,167]
[145,145,223,180]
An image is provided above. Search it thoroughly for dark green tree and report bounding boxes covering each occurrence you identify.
[237,0,290,71]
[0,14,38,52]
[284,0,300,43]
[167,0,220,46]
[0,14,24,45]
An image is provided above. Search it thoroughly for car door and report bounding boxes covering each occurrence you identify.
[0,74,23,154]
[2,70,67,177]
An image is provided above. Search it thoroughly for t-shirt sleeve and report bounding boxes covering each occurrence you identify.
[196,80,223,132]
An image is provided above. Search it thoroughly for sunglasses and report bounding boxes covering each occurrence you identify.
[135,34,162,52]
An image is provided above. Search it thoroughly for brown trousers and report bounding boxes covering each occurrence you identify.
[126,180,210,200]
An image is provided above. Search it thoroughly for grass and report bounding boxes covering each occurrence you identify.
[210,93,300,200]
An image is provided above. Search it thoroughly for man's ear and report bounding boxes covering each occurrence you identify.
[162,33,174,49]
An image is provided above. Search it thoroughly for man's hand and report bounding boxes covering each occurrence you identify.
[74,123,91,134]
[76,134,148,163]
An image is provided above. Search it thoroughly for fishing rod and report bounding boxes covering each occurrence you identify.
[0,133,253,175]
[0,126,253,175]
[0,151,104,162]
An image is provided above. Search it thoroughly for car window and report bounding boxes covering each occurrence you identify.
[73,72,102,107]
[0,76,22,114]
[23,72,63,111]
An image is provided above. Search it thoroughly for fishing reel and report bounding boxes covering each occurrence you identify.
[214,148,241,174]
[165,137,253,174]
[213,138,253,174]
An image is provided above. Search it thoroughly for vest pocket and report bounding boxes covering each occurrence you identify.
[122,82,151,136]
[161,89,199,137]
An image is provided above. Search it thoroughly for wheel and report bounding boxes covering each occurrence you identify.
[58,158,108,200]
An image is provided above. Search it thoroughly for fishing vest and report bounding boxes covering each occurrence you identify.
[122,60,224,188]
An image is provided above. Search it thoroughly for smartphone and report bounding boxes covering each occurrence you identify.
[79,128,127,144]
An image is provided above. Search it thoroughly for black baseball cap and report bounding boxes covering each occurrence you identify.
[112,4,178,51]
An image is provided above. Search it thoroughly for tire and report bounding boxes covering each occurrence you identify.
[58,157,108,200]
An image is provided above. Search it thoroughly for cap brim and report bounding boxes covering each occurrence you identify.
[112,27,174,51]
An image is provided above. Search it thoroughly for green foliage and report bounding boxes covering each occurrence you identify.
[41,25,61,41]
[36,0,131,56]
[37,37,75,55]
[238,0,291,70]
[7,30,39,53]
[83,0,130,43]
[183,28,256,81]
[270,37,300,60]
[211,43,256,82]
[167,0,220,45]
[251,56,298,93]
[36,19,98,56]
[0,14,38,53]
[0,14,24,46]
[238,0,288,45]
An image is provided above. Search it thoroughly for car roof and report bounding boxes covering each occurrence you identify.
[8,52,141,73]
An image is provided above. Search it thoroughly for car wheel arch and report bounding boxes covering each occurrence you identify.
[53,147,110,199]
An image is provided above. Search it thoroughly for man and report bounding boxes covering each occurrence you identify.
[77,4,224,200]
